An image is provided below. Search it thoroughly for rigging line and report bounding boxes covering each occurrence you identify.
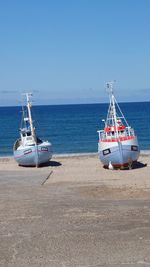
[20,97,25,130]
[114,96,129,127]
[31,103,47,140]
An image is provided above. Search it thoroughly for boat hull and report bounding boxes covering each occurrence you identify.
[98,136,140,167]
[14,142,52,166]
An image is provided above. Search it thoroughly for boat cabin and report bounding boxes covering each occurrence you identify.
[20,128,35,146]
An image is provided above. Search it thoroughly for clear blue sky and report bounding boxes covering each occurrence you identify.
[0,0,150,105]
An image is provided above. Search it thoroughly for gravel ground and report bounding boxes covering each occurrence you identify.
[0,155,150,267]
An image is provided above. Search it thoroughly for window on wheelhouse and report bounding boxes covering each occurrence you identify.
[37,137,42,144]
[27,131,31,136]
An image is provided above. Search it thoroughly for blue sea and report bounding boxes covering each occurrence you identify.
[0,102,150,156]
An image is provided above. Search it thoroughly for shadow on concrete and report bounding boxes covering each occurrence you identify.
[39,160,62,168]
[132,161,147,169]
[18,160,62,168]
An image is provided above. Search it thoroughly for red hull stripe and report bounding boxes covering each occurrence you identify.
[104,160,137,168]
[14,150,49,159]
[100,136,135,142]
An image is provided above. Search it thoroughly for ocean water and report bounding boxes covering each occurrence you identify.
[0,102,150,156]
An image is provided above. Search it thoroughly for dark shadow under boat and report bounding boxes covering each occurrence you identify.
[18,160,62,168]
[103,161,147,170]
[131,161,147,169]
[39,160,62,167]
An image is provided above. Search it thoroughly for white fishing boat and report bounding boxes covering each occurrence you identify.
[13,93,52,166]
[97,81,140,168]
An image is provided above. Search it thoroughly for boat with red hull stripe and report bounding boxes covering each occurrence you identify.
[97,81,140,169]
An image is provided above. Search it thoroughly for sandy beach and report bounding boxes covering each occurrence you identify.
[1,153,150,266]
[1,153,150,190]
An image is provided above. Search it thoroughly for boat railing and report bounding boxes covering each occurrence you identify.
[97,130,109,141]
[125,127,135,136]
[98,126,135,141]
[13,139,21,151]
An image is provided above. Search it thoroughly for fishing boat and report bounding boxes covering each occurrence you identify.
[13,93,52,167]
[97,81,140,168]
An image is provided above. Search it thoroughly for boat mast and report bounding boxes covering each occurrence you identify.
[107,81,119,137]
[26,93,36,143]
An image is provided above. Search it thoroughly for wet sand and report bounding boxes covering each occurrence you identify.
[0,154,150,266]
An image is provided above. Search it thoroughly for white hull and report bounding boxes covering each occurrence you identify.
[98,136,140,167]
[14,141,52,166]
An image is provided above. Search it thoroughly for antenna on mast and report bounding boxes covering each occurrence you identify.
[106,80,116,94]
[24,92,33,104]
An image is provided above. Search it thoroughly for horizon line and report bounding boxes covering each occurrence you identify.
[0,99,150,108]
